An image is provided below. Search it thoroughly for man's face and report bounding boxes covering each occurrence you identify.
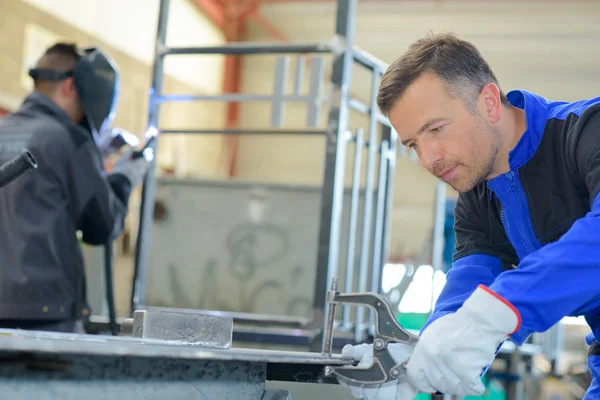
[58,77,85,123]
[388,73,500,192]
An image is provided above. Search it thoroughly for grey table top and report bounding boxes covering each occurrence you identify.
[0,328,353,365]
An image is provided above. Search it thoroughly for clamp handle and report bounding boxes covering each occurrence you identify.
[330,292,418,348]
[326,289,419,385]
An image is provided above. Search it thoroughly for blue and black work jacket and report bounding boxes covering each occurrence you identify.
[425,89,600,344]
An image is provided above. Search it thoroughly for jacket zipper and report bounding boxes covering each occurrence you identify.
[506,171,540,256]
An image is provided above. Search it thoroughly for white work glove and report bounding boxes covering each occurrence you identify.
[406,285,520,397]
[338,342,418,400]
[109,149,151,188]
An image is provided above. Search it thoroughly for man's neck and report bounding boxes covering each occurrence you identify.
[489,105,527,178]
[36,90,79,123]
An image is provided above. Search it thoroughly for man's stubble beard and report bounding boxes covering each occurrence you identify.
[453,122,501,193]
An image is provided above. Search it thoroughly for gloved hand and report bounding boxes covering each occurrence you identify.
[406,285,520,396]
[96,127,140,159]
[109,149,151,188]
[338,342,418,400]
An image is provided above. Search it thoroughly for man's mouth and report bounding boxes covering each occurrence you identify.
[438,166,457,181]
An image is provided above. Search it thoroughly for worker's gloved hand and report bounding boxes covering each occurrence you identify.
[337,342,418,400]
[109,149,151,188]
[406,285,520,397]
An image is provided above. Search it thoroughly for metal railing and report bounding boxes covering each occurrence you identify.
[126,0,444,349]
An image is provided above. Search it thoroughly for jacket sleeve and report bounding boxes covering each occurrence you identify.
[488,106,600,345]
[66,130,132,245]
[421,193,504,333]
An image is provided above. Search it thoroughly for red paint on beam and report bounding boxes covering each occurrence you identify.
[221,5,247,178]
[192,0,227,29]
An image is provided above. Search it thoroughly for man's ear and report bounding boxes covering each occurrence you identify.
[60,77,77,98]
[480,83,502,123]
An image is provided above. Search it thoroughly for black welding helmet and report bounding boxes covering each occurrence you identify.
[28,47,121,141]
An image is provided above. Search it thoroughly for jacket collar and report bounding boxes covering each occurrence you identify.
[505,89,550,170]
[19,91,76,126]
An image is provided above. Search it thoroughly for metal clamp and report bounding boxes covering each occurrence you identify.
[324,278,419,385]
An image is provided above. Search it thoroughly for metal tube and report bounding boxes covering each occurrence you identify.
[341,128,364,330]
[157,93,309,103]
[159,128,328,135]
[380,128,397,282]
[352,46,388,72]
[431,182,447,272]
[354,70,380,343]
[306,57,326,128]
[163,41,333,56]
[0,150,37,188]
[322,277,338,355]
[348,98,391,128]
[131,0,170,314]
[293,56,305,96]
[430,181,447,312]
[369,140,389,329]
[271,57,290,127]
[311,0,358,353]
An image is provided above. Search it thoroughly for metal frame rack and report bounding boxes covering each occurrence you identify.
[125,0,445,349]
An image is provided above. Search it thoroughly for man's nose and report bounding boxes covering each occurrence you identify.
[419,145,443,172]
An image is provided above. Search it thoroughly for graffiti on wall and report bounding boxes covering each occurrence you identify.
[162,222,312,317]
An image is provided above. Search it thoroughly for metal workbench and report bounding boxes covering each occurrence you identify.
[0,327,352,400]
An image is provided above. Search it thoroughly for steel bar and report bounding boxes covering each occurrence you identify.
[354,70,380,343]
[352,46,389,72]
[341,128,364,329]
[348,98,391,128]
[429,181,447,312]
[293,56,305,96]
[272,57,290,127]
[380,127,398,282]
[162,41,333,56]
[86,316,356,349]
[0,329,353,365]
[311,0,358,352]
[431,181,447,272]
[322,277,338,355]
[306,57,326,127]
[159,128,327,135]
[129,309,233,348]
[131,0,170,314]
[369,139,390,329]
[232,326,355,349]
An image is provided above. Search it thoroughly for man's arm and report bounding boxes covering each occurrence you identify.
[67,131,131,245]
[422,254,503,331]
[487,105,600,345]
[421,192,504,332]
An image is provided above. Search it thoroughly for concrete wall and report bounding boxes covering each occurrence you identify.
[2,0,229,316]
[6,0,228,178]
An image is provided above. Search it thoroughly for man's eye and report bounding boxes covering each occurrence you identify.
[409,142,417,149]
[431,126,441,133]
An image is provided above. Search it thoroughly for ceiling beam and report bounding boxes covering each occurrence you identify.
[192,0,227,30]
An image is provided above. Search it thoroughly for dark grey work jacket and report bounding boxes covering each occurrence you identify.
[0,92,132,321]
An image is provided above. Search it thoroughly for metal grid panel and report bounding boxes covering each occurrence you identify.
[121,0,444,348]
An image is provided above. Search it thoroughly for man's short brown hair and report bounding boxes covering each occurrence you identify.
[33,43,80,91]
[377,32,510,116]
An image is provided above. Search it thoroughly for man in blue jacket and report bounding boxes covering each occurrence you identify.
[340,32,600,399]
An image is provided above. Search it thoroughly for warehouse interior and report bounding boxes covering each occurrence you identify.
[0,0,599,399]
